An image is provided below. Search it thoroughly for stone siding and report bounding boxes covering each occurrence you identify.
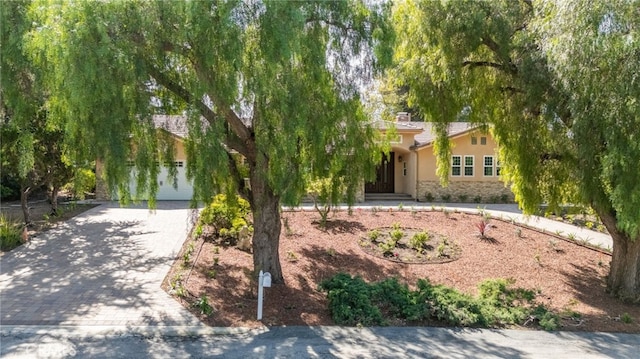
[417,180,514,203]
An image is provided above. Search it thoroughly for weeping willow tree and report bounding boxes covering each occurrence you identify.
[27,0,391,283]
[390,0,640,300]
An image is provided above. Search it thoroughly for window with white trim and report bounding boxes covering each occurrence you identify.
[464,155,474,176]
[483,156,494,176]
[451,155,461,176]
[496,160,502,176]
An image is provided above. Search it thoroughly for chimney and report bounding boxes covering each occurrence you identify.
[396,112,411,122]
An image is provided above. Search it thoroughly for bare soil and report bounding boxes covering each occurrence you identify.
[167,208,640,333]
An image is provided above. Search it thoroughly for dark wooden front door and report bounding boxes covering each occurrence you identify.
[365,152,395,193]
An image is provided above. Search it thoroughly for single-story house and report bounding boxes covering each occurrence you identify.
[367,112,513,203]
[97,113,513,203]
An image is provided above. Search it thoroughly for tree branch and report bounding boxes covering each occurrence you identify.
[146,63,252,158]
[480,37,518,75]
[226,151,251,202]
[462,61,505,70]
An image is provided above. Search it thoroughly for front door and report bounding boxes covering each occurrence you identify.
[365,152,395,193]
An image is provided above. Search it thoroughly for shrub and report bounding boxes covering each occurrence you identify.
[319,273,384,326]
[193,294,214,316]
[409,231,430,250]
[457,194,468,203]
[473,195,483,203]
[0,184,16,200]
[424,192,435,202]
[320,274,558,330]
[198,194,252,241]
[389,228,404,242]
[441,194,452,202]
[1,215,23,252]
[476,221,489,238]
[368,229,381,241]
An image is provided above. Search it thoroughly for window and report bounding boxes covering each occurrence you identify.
[483,156,494,176]
[480,137,487,145]
[403,161,407,176]
[471,137,477,145]
[390,135,403,144]
[496,160,502,176]
[452,155,461,176]
[464,156,474,176]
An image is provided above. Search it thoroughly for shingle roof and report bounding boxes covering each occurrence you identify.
[152,115,188,138]
[373,120,476,147]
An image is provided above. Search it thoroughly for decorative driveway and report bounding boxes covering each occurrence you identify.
[0,202,203,327]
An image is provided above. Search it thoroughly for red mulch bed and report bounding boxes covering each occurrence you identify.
[164,208,640,333]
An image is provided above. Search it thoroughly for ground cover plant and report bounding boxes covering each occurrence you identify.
[165,209,640,333]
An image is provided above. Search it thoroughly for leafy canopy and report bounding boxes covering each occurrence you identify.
[390,0,640,238]
[28,0,392,206]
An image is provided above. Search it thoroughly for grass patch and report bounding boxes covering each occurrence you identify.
[1,215,23,252]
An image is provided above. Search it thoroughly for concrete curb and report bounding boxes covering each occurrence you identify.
[0,325,263,338]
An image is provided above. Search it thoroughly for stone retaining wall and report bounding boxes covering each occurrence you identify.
[417,180,514,203]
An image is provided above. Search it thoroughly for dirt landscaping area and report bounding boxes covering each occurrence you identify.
[167,208,640,333]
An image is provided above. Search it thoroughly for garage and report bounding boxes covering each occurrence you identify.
[127,161,194,201]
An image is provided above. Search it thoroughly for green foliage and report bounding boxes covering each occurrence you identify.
[319,273,384,326]
[368,229,381,241]
[321,273,558,329]
[198,194,251,241]
[307,177,342,228]
[424,192,435,202]
[182,242,195,267]
[0,186,14,199]
[388,0,640,298]
[389,227,404,242]
[0,215,23,252]
[193,295,214,316]
[66,168,96,200]
[28,0,391,282]
[378,240,397,257]
[409,231,430,250]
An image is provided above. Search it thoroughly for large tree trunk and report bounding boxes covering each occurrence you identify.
[20,186,31,226]
[249,168,284,284]
[598,209,640,302]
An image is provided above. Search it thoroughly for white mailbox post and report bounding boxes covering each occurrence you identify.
[257,270,271,320]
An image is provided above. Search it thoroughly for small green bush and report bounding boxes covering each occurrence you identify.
[320,274,559,330]
[198,194,252,240]
[368,229,381,241]
[193,294,214,316]
[319,273,384,326]
[409,231,430,250]
[1,215,23,252]
[424,192,435,202]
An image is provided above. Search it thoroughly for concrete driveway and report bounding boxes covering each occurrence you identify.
[0,202,202,327]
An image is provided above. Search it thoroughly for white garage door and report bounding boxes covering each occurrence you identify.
[128,161,194,201]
